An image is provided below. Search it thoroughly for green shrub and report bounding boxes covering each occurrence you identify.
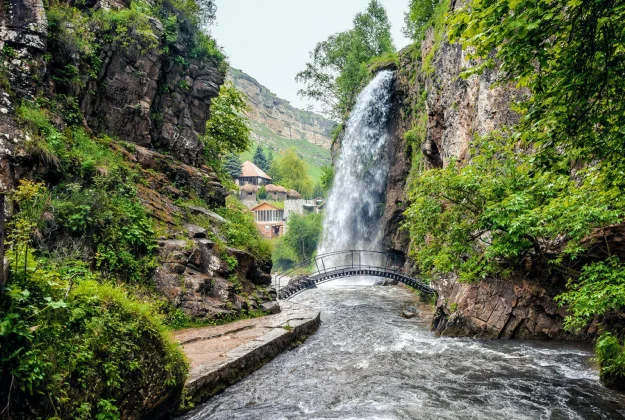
[272,236,298,271]
[0,258,187,419]
[596,333,625,389]
[0,180,187,418]
[282,213,323,263]
[215,197,272,263]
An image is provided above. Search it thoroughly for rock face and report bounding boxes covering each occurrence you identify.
[80,18,224,165]
[227,67,335,149]
[430,275,593,339]
[0,0,48,191]
[0,0,272,320]
[154,237,273,321]
[381,2,568,340]
[418,30,523,168]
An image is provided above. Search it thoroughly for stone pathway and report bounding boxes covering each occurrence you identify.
[172,301,321,406]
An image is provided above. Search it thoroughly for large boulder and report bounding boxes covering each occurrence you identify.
[154,238,273,321]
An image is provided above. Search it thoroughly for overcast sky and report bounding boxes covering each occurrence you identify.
[211,0,411,114]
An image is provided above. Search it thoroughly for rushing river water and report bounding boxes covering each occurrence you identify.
[182,278,625,420]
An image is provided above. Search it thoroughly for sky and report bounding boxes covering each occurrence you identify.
[211,0,411,114]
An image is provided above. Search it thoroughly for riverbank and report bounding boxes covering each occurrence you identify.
[173,301,320,410]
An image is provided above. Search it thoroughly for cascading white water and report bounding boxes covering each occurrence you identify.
[318,70,395,256]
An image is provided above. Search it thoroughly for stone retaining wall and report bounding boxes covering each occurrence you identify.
[181,302,321,409]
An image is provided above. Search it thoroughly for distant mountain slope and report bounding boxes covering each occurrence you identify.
[227,68,335,182]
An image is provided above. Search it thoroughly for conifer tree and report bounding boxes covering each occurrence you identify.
[224,153,242,179]
[253,145,268,171]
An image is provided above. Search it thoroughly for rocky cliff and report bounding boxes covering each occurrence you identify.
[382,3,582,340]
[0,0,272,324]
[228,67,335,149]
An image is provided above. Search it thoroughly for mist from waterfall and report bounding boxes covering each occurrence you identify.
[318,70,395,256]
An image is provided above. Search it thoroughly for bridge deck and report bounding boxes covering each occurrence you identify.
[276,266,436,300]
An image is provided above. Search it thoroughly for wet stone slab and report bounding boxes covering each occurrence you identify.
[173,301,320,407]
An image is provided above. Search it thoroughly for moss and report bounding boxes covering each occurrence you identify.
[422,0,451,75]
[596,333,625,390]
[367,52,399,73]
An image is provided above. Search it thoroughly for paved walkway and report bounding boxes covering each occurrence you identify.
[172,301,321,405]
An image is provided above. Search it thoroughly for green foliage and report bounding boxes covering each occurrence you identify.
[17,103,158,283]
[596,333,625,387]
[403,0,440,41]
[448,0,625,178]
[257,185,268,200]
[296,0,395,120]
[366,51,399,73]
[223,153,242,179]
[215,197,271,263]
[253,145,269,172]
[272,236,298,271]
[266,148,274,168]
[404,136,625,282]
[203,82,251,171]
[269,148,314,198]
[556,258,625,331]
[1,182,186,419]
[161,0,217,33]
[319,166,334,194]
[283,213,323,263]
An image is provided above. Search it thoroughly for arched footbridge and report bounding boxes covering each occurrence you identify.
[274,250,436,300]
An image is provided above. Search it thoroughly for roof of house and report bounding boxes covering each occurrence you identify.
[240,161,272,180]
[265,184,287,193]
[250,202,283,212]
[286,189,302,199]
[240,184,258,192]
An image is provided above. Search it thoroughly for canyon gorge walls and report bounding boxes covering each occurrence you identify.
[382,2,587,341]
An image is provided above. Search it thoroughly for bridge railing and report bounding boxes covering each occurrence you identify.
[273,249,408,292]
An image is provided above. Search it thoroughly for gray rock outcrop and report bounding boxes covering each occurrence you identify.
[380,2,570,340]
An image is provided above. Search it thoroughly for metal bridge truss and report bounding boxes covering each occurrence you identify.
[273,250,436,300]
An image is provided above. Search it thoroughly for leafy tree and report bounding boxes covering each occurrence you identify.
[448,0,625,178]
[203,82,250,167]
[223,153,242,179]
[283,213,323,262]
[320,166,334,193]
[312,183,325,199]
[266,148,274,168]
[296,0,395,120]
[258,185,268,200]
[269,148,314,198]
[403,0,440,41]
[253,145,269,172]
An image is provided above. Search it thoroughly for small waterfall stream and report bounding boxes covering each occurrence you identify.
[318,70,395,254]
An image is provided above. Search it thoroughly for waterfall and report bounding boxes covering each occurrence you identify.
[318,70,395,256]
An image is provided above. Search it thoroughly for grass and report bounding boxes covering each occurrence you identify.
[240,127,331,183]
[169,308,270,330]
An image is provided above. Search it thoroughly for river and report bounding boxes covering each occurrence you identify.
[181,277,625,419]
